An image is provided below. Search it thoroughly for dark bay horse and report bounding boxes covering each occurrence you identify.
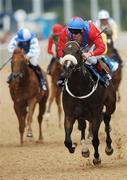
[61,41,116,165]
[106,32,123,102]
[9,48,49,144]
[46,59,63,128]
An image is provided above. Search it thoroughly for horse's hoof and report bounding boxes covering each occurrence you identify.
[27,133,33,138]
[82,150,90,158]
[44,113,50,121]
[36,139,43,144]
[93,157,101,165]
[68,143,77,153]
[105,146,113,155]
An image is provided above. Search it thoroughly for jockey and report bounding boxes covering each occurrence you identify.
[47,23,63,75]
[57,16,118,88]
[7,28,47,91]
[95,9,118,44]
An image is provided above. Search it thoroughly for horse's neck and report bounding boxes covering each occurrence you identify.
[107,43,114,55]
[69,68,92,91]
[20,66,30,85]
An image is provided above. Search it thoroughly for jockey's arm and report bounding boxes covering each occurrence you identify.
[88,23,106,56]
[57,28,69,58]
[47,36,55,56]
[8,36,18,54]
[26,38,40,59]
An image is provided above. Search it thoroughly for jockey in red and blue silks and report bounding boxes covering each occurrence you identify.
[58,16,106,58]
[57,16,118,88]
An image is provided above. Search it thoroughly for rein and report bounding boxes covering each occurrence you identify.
[0,57,12,71]
[65,74,99,99]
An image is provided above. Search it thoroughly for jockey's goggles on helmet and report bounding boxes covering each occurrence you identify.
[68,29,82,35]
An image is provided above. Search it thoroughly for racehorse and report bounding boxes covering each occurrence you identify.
[46,59,63,128]
[106,32,123,102]
[61,41,116,165]
[9,48,49,144]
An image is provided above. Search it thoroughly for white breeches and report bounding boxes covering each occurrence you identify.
[85,56,97,65]
[29,57,38,66]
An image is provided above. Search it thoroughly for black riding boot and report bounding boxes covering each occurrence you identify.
[95,60,111,87]
[57,72,66,88]
[29,64,47,91]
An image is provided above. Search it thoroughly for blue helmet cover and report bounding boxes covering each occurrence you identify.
[16,28,35,42]
[67,16,86,30]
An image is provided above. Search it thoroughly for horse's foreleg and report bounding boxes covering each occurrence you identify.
[14,103,26,144]
[37,100,47,141]
[45,83,55,121]
[47,96,54,114]
[55,92,62,128]
[78,119,90,158]
[27,100,36,138]
[64,116,77,153]
[103,112,113,155]
[92,119,101,165]
[87,122,93,139]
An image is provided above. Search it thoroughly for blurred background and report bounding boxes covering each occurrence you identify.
[0,0,127,41]
[0,0,127,65]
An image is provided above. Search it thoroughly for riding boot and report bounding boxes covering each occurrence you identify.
[101,56,119,72]
[57,72,66,88]
[29,64,47,91]
[94,59,111,87]
[47,57,56,75]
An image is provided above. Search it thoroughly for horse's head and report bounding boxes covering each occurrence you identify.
[11,48,27,81]
[61,41,98,98]
[60,41,83,69]
[60,41,87,85]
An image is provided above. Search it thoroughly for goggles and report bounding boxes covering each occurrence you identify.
[68,29,82,35]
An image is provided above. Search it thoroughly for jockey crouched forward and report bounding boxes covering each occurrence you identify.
[57,16,118,88]
[47,23,63,75]
[7,28,47,91]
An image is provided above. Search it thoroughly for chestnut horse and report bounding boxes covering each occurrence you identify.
[46,59,63,128]
[9,48,49,144]
[61,41,116,165]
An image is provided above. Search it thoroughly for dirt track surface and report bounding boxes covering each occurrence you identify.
[0,53,127,180]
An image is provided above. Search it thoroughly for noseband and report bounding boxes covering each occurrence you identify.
[11,72,24,82]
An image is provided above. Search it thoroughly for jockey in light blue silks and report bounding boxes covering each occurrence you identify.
[8,28,47,91]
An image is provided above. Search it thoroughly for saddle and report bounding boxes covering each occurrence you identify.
[85,63,107,85]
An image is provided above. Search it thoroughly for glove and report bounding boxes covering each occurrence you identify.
[82,52,92,60]
[52,53,57,58]
[104,27,112,36]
